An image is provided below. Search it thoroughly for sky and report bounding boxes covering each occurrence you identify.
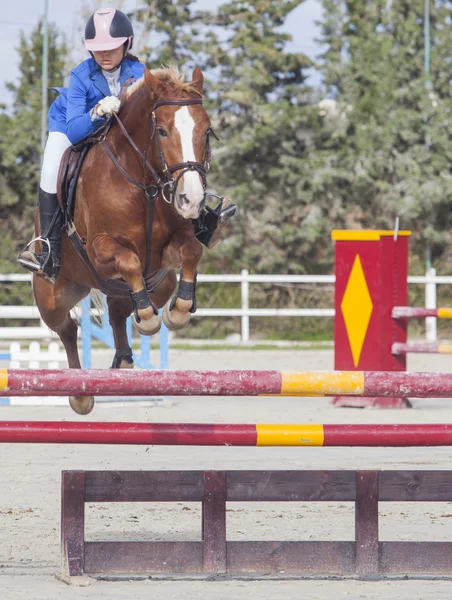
[0,0,322,106]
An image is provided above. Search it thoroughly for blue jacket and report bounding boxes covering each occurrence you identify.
[48,57,145,145]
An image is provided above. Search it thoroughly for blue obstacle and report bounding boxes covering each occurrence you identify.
[80,296,169,370]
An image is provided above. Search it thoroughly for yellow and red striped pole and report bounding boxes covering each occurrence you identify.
[393,307,452,319]
[393,342,452,355]
[0,368,451,398]
[0,421,452,446]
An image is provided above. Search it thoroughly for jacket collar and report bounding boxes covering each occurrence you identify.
[90,60,134,97]
[120,60,134,87]
[90,66,110,98]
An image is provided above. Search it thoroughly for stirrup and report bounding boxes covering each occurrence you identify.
[17,237,57,284]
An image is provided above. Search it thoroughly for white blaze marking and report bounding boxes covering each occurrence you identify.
[174,106,204,205]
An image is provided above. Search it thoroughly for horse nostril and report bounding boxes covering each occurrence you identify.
[179,193,190,206]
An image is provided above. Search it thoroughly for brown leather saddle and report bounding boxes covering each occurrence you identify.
[57,143,90,219]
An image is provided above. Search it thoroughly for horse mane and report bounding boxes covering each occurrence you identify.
[126,65,202,99]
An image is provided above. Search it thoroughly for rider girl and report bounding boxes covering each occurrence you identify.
[18,8,144,280]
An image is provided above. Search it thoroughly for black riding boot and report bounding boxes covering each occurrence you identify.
[17,188,62,282]
[193,198,237,249]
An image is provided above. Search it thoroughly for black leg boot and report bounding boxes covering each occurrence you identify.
[193,197,237,249]
[17,188,62,282]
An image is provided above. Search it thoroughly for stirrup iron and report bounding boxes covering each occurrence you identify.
[17,237,56,283]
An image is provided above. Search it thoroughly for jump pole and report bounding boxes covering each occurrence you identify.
[1,368,452,397]
[393,342,452,355]
[2,421,452,446]
[333,230,411,408]
[393,307,452,319]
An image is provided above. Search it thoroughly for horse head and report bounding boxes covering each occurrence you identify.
[124,66,211,220]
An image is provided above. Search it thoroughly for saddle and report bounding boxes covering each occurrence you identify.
[57,144,89,219]
[56,118,113,220]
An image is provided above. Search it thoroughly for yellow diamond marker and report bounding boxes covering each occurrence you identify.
[0,369,8,390]
[256,424,324,446]
[341,255,373,367]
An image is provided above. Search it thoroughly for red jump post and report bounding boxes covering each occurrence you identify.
[333,230,410,408]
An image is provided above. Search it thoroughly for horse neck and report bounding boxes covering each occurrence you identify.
[115,88,153,159]
[115,91,182,228]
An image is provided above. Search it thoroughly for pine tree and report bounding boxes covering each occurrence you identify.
[132,0,204,68]
[386,1,452,266]
[0,20,67,282]
[315,0,452,269]
[196,0,316,274]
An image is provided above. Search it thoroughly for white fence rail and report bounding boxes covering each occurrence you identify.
[0,269,450,342]
[0,342,68,406]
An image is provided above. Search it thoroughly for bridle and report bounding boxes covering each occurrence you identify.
[100,96,217,204]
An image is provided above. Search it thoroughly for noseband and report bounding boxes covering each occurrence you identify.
[100,97,214,204]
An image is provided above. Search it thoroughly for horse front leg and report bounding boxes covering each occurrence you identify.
[162,230,203,331]
[92,235,161,336]
[33,276,94,415]
[107,296,135,368]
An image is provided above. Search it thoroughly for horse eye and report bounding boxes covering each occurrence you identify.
[158,127,168,138]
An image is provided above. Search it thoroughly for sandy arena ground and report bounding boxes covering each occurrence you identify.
[2,349,452,599]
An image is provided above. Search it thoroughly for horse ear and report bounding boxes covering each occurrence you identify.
[191,67,204,94]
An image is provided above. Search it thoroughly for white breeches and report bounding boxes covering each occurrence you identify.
[40,132,73,194]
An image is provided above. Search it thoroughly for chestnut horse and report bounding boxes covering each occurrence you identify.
[33,66,214,415]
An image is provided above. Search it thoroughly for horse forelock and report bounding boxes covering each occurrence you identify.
[126,66,203,100]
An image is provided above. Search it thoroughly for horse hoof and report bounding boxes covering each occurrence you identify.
[132,307,161,336]
[119,358,134,369]
[69,395,95,415]
[162,299,192,331]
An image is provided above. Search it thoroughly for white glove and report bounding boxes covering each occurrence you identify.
[95,96,121,117]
